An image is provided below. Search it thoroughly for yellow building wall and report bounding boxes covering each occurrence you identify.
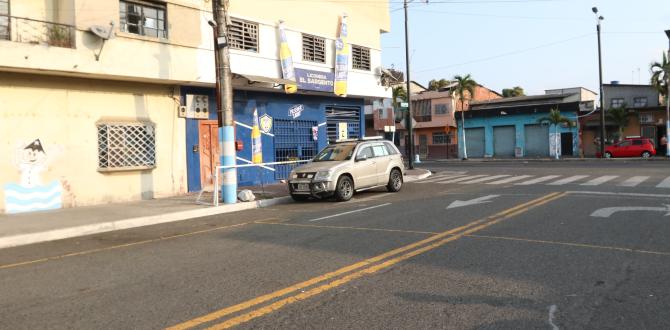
[0,72,187,212]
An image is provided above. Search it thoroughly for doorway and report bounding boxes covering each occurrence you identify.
[198,120,220,189]
[561,132,573,156]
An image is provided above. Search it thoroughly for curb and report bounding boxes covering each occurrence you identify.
[404,169,431,182]
[422,158,670,163]
[0,196,293,250]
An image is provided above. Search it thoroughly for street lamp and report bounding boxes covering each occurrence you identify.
[665,30,670,157]
[593,7,606,157]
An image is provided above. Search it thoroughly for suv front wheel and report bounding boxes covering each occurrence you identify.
[387,169,403,192]
[335,175,354,201]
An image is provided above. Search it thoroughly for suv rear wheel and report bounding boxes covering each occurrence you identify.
[604,152,612,158]
[335,175,354,202]
[387,169,403,192]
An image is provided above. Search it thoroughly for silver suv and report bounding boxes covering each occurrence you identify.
[288,137,405,201]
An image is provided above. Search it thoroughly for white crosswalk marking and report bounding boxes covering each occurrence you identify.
[657,177,670,188]
[580,175,619,186]
[547,175,589,185]
[437,175,488,184]
[418,174,466,183]
[515,175,560,185]
[460,175,510,184]
[486,175,533,185]
[618,176,649,187]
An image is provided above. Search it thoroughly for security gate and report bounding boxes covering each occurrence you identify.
[493,126,516,158]
[273,119,318,180]
[325,106,361,141]
[464,128,485,158]
[524,124,550,157]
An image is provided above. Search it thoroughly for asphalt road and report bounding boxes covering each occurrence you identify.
[1,160,670,329]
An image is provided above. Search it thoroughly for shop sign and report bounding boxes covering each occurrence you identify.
[295,68,334,92]
[289,104,304,119]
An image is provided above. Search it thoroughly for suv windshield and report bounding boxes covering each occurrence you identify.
[313,144,356,162]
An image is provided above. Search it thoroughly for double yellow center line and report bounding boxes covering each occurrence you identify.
[166,192,566,330]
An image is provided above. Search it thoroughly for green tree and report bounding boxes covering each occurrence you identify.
[502,86,525,98]
[538,108,574,160]
[650,52,670,99]
[452,74,477,159]
[392,86,407,107]
[427,79,450,91]
[606,105,630,142]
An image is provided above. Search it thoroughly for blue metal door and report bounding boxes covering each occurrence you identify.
[273,119,318,180]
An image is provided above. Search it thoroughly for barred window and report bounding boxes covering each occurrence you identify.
[98,122,156,171]
[0,0,8,40]
[302,33,325,63]
[351,44,370,70]
[434,104,449,115]
[633,97,647,108]
[413,99,432,122]
[610,98,625,108]
[119,0,167,38]
[432,132,450,145]
[228,18,258,52]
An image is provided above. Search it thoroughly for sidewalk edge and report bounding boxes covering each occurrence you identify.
[404,169,431,182]
[0,196,293,250]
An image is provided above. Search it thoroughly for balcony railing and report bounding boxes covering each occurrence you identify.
[0,14,75,48]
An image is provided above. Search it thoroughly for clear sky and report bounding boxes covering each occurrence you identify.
[381,0,670,95]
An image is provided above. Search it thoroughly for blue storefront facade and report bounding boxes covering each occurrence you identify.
[182,87,365,192]
[457,102,581,158]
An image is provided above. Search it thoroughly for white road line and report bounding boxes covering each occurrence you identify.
[568,191,670,198]
[308,203,391,222]
[547,175,589,186]
[436,175,489,184]
[459,175,510,184]
[418,174,467,183]
[618,176,649,187]
[486,175,533,185]
[580,175,619,186]
[657,177,670,188]
[515,175,561,185]
[548,305,559,330]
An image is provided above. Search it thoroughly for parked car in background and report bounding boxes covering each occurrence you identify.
[288,137,405,202]
[602,137,656,158]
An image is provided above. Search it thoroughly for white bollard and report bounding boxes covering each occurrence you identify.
[414,154,421,164]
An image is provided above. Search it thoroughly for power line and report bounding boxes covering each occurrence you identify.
[414,32,594,73]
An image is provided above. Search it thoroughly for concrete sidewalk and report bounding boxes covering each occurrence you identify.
[0,169,430,250]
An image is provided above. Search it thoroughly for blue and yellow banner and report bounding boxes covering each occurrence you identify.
[334,14,349,97]
[252,109,263,164]
[278,20,298,94]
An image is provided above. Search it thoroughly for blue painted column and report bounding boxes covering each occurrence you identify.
[220,126,237,204]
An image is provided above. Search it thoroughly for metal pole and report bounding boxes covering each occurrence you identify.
[666,31,670,157]
[214,0,237,203]
[404,0,414,169]
[596,16,606,157]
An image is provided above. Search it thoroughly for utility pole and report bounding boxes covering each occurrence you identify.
[404,0,414,169]
[593,7,605,157]
[213,0,237,204]
[665,30,670,157]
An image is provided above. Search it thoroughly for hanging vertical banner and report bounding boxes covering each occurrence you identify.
[278,20,298,94]
[334,14,349,97]
[252,109,263,163]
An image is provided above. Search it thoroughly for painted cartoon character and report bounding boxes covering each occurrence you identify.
[3,139,63,214]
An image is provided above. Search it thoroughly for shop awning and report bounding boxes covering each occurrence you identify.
[236,74,296,86]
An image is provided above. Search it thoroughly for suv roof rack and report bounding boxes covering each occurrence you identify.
[359,136,384,141]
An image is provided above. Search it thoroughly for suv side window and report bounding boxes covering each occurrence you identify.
[384,142,399,155]
[357,145,374,159]
[372,144,389,157]
[632,140,643,145]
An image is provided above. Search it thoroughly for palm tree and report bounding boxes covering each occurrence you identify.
[392,85,407,107]
[651,52,670,157]
[427,79,450,91]
[538,108,574,160]
[606,105,629,142]
[452,74,477,159]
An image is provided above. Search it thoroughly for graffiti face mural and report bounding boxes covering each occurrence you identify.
[3,139,63,214]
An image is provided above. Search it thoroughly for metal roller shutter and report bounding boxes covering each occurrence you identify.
[325,106,361,141]
[464,128,485,158]
[493,126,516,158]
[524,124,549,157]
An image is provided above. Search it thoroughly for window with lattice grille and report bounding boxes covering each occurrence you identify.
[98,123,156,171]
[228,18,258,52]
[351,45,370,70]
[302,33,325,63]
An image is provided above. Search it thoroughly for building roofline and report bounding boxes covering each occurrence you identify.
[544,86,598,95]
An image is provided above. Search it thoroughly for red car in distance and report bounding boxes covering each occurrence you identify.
[602,137,656,158]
